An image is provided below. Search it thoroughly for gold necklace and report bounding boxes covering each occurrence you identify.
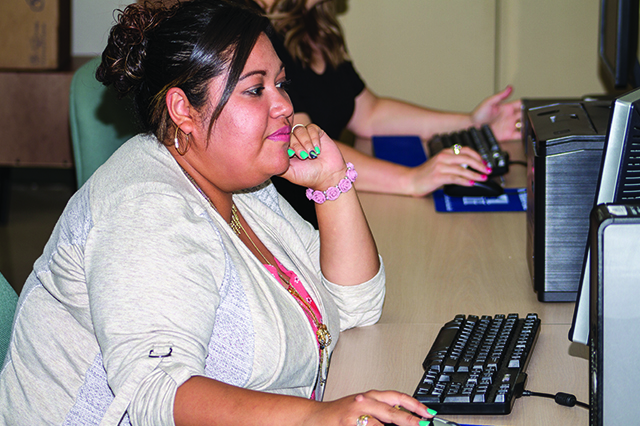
[181,167,331,375]
[181,166,331,392]
[230,204,331,350]
[230,205,291,284]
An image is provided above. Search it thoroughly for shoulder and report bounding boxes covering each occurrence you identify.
[88,134,205,222]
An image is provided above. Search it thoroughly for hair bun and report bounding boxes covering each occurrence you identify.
[96,3,173,96]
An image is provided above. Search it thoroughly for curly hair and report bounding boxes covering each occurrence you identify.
[97,0,273,145]
[248,0,348,69]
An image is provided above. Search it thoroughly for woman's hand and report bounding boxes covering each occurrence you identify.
[471,86,522,142]
[175,378,434,426]
[306,390,434,426]
[408,145,492,197]
[280,123,347,190]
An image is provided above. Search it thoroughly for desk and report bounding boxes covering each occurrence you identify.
[324,140,589,425]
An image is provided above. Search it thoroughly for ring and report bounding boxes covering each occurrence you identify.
[452,144,462,155]
[291,123,306,134]
[515,120,522,130]
[356,415,370,426]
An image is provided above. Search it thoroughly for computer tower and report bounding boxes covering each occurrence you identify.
[525,99,611,301]
[589,203,640,426]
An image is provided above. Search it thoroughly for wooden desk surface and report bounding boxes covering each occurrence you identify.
[324,140,589,425]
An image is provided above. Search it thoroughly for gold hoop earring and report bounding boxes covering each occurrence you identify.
[174,126,190,156]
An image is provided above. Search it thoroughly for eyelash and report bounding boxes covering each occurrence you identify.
[246,79,291,96]
[278,78,291,91]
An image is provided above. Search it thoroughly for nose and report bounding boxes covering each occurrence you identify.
[270,88,294,121]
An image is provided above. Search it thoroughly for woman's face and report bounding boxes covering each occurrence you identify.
[192,34,294,191]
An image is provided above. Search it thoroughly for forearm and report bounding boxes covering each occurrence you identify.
[350,91,474,141]
[371,98,472,139]
[314,170,380,285]
[175,376,318,426]
[337,143,419,196]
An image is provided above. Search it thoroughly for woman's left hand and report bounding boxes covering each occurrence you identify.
[280,123,348,191]
[471,85,523,142]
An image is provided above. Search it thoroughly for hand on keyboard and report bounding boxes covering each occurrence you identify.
[428,125,510,197]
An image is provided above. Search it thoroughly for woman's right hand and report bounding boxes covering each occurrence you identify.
[408,145,492,197]
[280,123,349,192]
[306,390,434,426]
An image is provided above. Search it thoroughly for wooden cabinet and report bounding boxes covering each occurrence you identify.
[0,69,75,168]
[0,58,90,223]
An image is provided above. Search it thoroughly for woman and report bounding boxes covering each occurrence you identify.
[244,0,522,226]
[0,1,433,425]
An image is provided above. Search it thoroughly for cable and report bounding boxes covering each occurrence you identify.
[521,390,589,409]
[509,160,527,167]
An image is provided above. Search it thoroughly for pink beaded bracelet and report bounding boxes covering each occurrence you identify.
[306,163,358,204]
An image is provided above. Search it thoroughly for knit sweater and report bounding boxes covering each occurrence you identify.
[0,134,385,426]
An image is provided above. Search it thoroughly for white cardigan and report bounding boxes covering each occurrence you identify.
[0,134,385,426]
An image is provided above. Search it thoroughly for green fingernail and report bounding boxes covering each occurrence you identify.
[300,151,309,159]
[427,408,438,416]
[315,146,320,154]
[288,148,295,157]
[419,421,431,426]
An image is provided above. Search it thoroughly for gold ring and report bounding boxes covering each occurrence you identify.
[356,414,371,426]
[291,123,306,134]
[515,120,522,130]
[452,144,462,155]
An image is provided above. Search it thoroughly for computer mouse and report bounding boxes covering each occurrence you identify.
[420,417,460,426]
[443,179,504,197]
[384,417,460,426]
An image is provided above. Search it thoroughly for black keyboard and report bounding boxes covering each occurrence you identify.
[412,313,540,415]
[427,125,510,197]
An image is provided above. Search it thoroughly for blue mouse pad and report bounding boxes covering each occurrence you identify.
[433,188,527,213]
[372,135,427,167]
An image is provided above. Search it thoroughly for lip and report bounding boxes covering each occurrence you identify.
[267,126,292,142]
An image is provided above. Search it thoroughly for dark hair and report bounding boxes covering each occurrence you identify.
[97,0,273,144]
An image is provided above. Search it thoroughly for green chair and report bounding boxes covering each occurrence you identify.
[0,272,18,365]
[69,57,139,188]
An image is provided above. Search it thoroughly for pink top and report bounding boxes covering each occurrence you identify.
[264,258,324,399]
[264,258,323,341]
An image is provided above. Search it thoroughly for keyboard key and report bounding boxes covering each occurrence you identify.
[427,127,510,196]
[413,313,541,415]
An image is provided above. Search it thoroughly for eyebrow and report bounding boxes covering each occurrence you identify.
[239,63,286,81]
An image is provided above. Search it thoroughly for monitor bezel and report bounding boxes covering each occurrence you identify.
[570,87,640,345]
[599,0,640,89]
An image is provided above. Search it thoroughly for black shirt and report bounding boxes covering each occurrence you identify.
[270,34,366,227]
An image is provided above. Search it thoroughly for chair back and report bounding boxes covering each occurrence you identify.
[0,272,18,365]
[69,57,139,187]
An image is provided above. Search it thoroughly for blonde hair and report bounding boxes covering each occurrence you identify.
[261,0,348,69]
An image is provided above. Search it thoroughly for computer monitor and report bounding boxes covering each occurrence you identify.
[569,87,640,344]
[599,0,640,89]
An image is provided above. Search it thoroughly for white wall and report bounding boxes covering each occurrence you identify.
[72,0,129,56]
[338,0,607,112]
[73,0,610,112]
[496,0,605,100]
[338,0,497,113]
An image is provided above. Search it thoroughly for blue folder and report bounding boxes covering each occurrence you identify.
[372,135,427,167]
[371,135,526,213]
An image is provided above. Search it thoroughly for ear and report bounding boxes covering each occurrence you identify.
[166,87,197,135]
